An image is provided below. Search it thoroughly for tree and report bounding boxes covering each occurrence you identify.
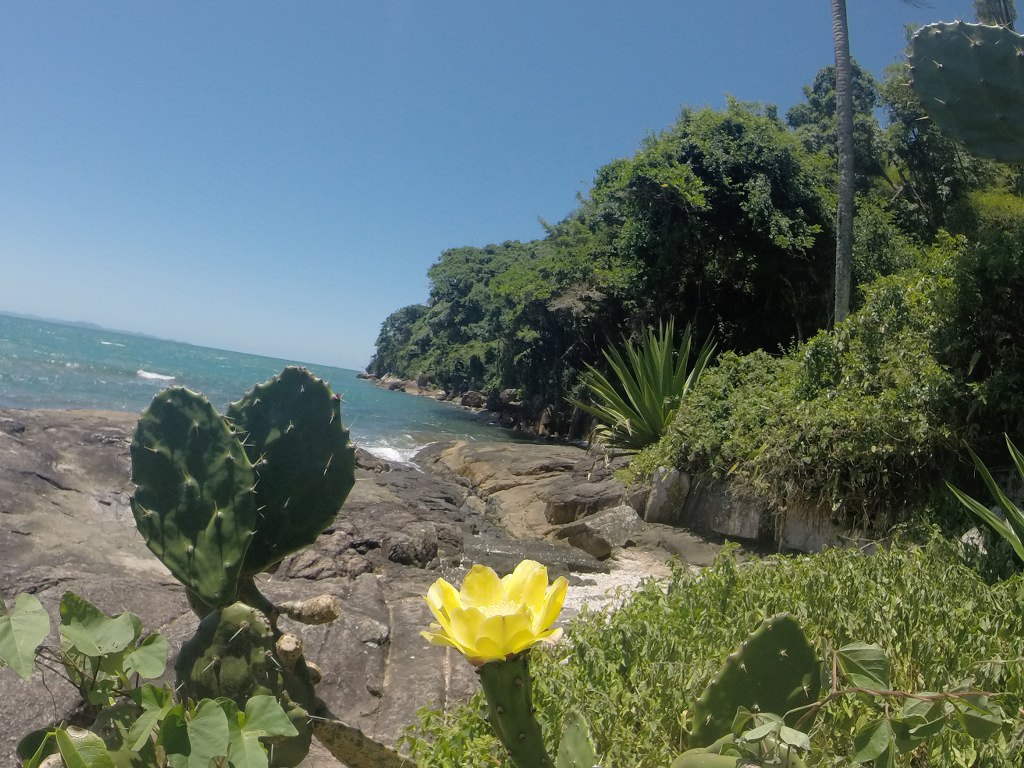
[830,0,855,324]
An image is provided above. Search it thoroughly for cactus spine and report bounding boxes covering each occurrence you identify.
[174,602,315,767]
[226,366,356,575]
[477,654,554,768]
[910,21,1024,162]
[690,614,820,748]
[130,388,257,607]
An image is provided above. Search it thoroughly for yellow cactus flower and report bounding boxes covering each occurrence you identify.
[420,559,568,665]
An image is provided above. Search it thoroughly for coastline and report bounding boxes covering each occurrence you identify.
[357,370,571,437]
[0,406,723,765]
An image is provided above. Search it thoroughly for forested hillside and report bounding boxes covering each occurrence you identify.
[368,56,1009,438]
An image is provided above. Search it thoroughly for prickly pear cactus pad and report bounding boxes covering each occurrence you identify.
[175,602,314,766]
[226,367,355,574]
[691,613,821,748]
[130,388,257,607]
[910,21,1024,162]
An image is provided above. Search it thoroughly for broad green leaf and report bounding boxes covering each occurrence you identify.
[740,721,780,742]
[185,699,230,768]
[126,709,163,752]
[838,643,890,689]
[59,593,138,657]
[0,592,49,679]
[555,710,598,768]
[229,732,268,768]
[851,718,894,763]
[243,695,299,737]
[778,725,810,751]
[54,727,116,768]
[19,730,56,768]
[956,695,1003,740]
[123,633,168,679]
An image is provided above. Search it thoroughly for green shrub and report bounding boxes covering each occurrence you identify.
[949,190,1024,446]
[630,238,963,527]
[403,535,1024,767]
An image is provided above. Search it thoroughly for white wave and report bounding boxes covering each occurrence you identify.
[99,340,126,347]
[362,440,436,466]
[137,369,175,381]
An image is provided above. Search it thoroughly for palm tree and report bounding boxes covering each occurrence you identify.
[830,0,934,325]
[830,0,855,324]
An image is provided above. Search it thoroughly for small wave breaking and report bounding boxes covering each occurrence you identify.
[100,340,127,347]
[137,369,175,381]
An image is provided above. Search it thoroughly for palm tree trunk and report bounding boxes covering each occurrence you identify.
[831,0,855,324]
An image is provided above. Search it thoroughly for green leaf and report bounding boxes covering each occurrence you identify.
[54,727,116,768]
[851,718,894,763]
[955,694,1003,740]
[837,643,890,689]
[123,633,168,679]
[19,729,56,768]
[555,710,598,768]
[185,699,230,768]
[59,593,138,657]
[243,695,300,737]
[0,592,49,679]
[126,709,163,752]
[778,725,810,751]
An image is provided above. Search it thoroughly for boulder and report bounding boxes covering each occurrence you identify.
[355,447,391,473]
[384,523,438,567]
[555,505,645,559]
[460,391,486,408]
[499,388,520,406]
[643,467,691,525]
[541,477,625,524]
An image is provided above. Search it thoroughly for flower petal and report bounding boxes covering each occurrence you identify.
[449,606,486,658]
[479,607,533,658]
[533,576,568,634]
[500,560,548,614]
[420,629,458,649]
[426,579,461,623]
[460,564,504,609]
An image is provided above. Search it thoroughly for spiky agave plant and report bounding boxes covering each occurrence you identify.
[948,435,1024,563]
[570,318,715,450]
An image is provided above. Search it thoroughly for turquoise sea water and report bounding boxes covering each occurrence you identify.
[0,313,516,460]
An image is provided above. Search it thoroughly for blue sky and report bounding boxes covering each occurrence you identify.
[0,0,967,368]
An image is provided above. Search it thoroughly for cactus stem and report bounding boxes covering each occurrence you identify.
[477,654,554,768]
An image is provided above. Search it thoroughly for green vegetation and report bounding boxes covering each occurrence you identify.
[1,368,378,768]
[950,436,1024,563]
[570,319,714,450]
[404,535,1024,767]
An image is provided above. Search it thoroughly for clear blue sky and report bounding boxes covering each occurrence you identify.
[0,0,968,368]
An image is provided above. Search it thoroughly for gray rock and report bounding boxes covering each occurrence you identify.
[384,523,438,567]
[555,505,645,559]
[460,390,486,408]
[644,467,691,525]
[541,477,625,524]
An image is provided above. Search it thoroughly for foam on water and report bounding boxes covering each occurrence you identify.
[137,369,176,381]
[0,313,525,452]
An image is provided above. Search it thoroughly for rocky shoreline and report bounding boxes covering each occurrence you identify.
[357,371,571,436]
[0,409,730,766]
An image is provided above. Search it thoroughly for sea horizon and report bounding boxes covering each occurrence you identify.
[0,312,519,463]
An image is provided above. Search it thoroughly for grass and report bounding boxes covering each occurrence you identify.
[402,533,1024,767]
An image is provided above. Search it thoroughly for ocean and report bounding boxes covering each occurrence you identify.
[0,313,518,461]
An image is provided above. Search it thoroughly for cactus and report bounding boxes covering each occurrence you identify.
[130,388,257,607]
[690,614,820,748]
[175,602,315,767]
[226,366,356,575]
[910,21,1024,162]
[477,654,554,768]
